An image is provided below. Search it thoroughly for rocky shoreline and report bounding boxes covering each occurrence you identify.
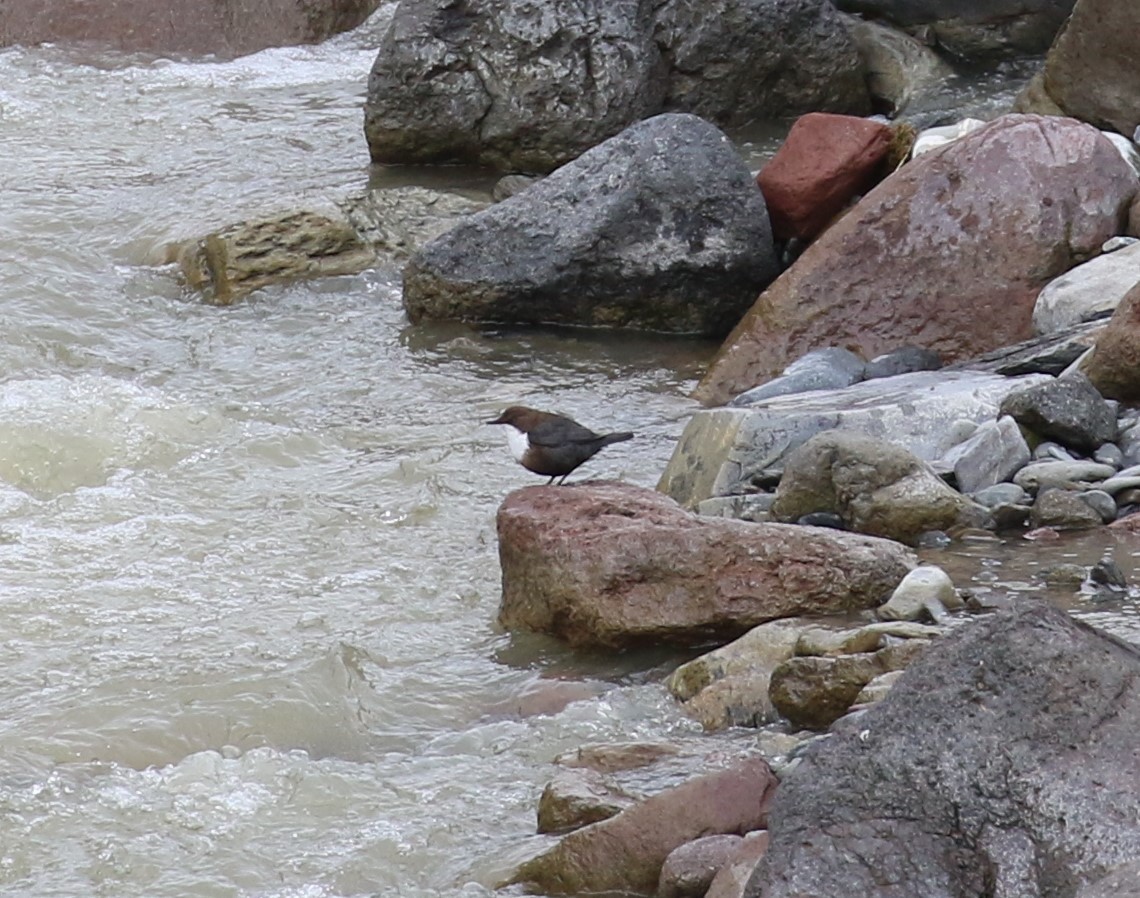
[25,0,1140,894]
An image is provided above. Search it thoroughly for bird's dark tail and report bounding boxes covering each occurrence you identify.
[600,431,634,447]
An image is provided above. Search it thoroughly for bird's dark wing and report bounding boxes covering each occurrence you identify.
[527,416,599,447]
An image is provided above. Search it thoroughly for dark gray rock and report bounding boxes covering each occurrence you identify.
[864,345,942,380]
[730,348,866,407]
[832,0,1075,56]
[403,113,778,336]
[1029,488,1107,530]
[655,0,870,125]
[970,482,1029,508]
[364,0,664,173]
[938,415,1029,494]
[745,603,1140,898]
[364,0,870,173]
[999,373,1117,453]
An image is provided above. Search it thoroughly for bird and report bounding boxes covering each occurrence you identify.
[486,406,634,484]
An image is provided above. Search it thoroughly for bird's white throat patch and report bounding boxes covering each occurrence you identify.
[504,426,530,463]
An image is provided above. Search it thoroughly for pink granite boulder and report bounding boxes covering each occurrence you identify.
[695,114,1138,406]
[496,482,915,648]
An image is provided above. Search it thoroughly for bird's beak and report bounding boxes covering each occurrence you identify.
[486,415,506,425]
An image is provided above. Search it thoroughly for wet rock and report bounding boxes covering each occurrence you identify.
[1029,489,1107,530]
[176,210,376,305]
[769,432,989,546]
[939,415,1030,494]
[660,371,1049,509]
[706,831,771,898]
[403,114,778,337]
[1098,464,1140,495]
[693,114,1137,406]
[658,834,745,898]
[496,482,915,648]
[1080,489,1118,523]
[877,565,960,622]
[1034,0,1140,135]
[910,117,986,157]
[363,0,664,173]
[176,188,487,303]
[364,0,869,173]
[0,0,379,56]
[1078,861,1140,898]
[656,0,871,127]
[743,603,1140,898]
[796,620,942,656]
[854,669,904,704]
[1012,460,1116,494]
[339,187,487,260]
[757,113,892,242]
[491,175,540,202]
[954,316,1104,377]
[844,16,955,115]
[768,653,885,729]
[667,618,805,730]
[1094,442,1124,469]
[1033,241,1140,335]
[1083,282,1140,402]
[537,768,636,834]
[697,495,775,522]
[556,743,680,773]
[999,373,1117,452]
[863,345,942,379]
[509,756,777,896]
[729,348,866,407]
[970,482,1030,508]
[833,0,1074,56]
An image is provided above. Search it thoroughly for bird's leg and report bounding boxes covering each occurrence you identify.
[546,475,556,485]
[557,474,569,486]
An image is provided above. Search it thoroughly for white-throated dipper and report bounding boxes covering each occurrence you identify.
[486,406,634,484]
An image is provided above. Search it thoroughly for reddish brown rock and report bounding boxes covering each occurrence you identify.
[1083,281,1140,401]
[508,755,777,896]
[1040,0,1140,134]
[496,482,915,648]
[0,0,379,57]
[694,114,1138,407]
[757,113,893,242]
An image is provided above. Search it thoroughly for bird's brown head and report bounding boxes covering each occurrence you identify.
[486,406,545,430]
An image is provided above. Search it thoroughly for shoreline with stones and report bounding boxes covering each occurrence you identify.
[23,0,1140,895]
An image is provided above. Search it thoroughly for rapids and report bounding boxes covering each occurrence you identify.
[0,14,1135,898]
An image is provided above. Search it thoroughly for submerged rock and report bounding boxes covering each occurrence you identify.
[496,482,915,648]
[509,755,777,896]
[403,113,779,336]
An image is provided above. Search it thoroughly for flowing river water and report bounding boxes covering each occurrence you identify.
[1,15,1139,898]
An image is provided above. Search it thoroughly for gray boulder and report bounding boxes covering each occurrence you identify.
[833,0,1074,56]
[660,370,1049,509]
[730,348,867,407]
[364,0,664,173]
[364,0,870,173]
[656,0,870,125]
[745,603,1140,898]
[999,373,1117,452]
[769,432,989,545]
[938,415,1030,494]
[403,113,779,336]
[1033,240,1140,335]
